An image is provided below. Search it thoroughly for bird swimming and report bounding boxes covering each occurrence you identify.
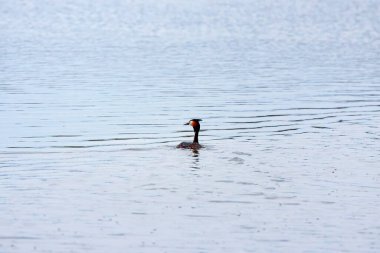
[177,119,203,149]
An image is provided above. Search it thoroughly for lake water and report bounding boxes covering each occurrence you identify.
[1,0,380,252]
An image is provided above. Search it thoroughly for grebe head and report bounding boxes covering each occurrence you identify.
[184,119,202,132]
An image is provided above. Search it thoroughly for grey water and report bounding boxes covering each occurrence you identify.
[1,0,380,252]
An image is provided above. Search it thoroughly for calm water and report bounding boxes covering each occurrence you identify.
[1,0,380,252]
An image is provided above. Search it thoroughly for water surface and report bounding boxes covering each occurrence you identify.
[1,0,380,252]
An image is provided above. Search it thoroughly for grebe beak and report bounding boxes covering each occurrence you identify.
[184,122,190,125]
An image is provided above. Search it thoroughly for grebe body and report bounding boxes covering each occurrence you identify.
[177,119,203,149]
[177,142,202,149]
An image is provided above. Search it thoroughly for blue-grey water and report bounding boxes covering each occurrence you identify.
[1,0,380,252]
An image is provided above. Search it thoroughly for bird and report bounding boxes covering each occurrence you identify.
[177,119,203,149]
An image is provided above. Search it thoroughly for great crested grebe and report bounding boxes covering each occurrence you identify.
[177,119,203,149]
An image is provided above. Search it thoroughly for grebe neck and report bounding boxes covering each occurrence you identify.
[193,131,199,143]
